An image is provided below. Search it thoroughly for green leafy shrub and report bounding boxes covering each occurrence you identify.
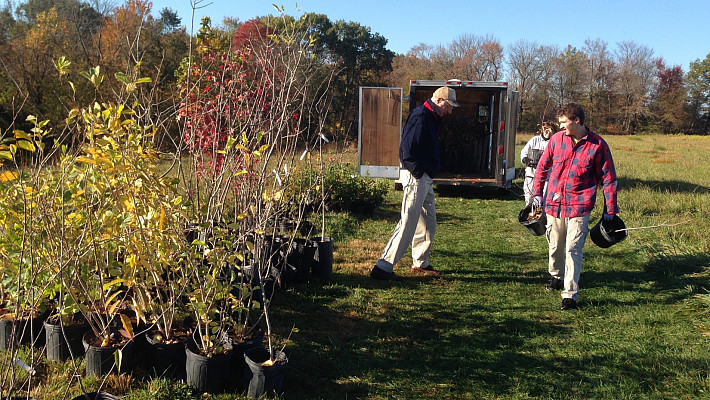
[289,162,389,214]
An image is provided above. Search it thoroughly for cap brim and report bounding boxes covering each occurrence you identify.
[446,99,461,107]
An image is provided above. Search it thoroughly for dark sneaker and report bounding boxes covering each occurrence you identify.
[411,265,441,275]
[561,298,579,310]
[370,266,404,281]
[545,277,563,291]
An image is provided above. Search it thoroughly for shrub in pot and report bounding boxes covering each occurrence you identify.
[44,298,89,361]
[0,133,57,351]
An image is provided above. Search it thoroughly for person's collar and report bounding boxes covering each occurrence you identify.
[424,99,440,117]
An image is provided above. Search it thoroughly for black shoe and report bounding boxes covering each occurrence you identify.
[370,266,404,281]
[561,298,579,310]
[545,277,563,291]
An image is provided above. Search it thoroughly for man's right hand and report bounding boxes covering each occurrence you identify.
[533,196,543,208]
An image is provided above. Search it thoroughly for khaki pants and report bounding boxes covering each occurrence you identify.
[376,169,436,272]
[546,213,590,301]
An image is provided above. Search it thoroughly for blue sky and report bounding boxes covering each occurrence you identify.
[150,0,709,72]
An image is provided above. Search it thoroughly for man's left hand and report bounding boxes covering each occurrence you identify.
[602,213,614,222]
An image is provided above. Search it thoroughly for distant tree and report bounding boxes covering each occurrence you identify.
[527,44,559,126]
[686,54,710,134]
[653,58,687,134]
[508,39,543,130]
[3,7,71,121]
[0,2,14,43]
[614,40,656,134]
[306,18,394,140]
[159,7,180,32]
[582,38,616,131]
[553,45,587,107]
[449,33,503,81]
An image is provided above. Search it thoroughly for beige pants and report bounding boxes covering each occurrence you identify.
[376,169,436,272]
[546,213,590,301]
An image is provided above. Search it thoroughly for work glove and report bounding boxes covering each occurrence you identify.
[532,196,543,208]
[602,213,614,222]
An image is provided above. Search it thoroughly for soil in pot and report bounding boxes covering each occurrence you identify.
[82,329,135,376]
[185,341,233,394]
[243,347,288,398]
[145,326,190,378]
[45,314,89,361]
[518,204,547,236]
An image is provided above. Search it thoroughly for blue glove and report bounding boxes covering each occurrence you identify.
[602,213,614,222]
[532,196,543,208]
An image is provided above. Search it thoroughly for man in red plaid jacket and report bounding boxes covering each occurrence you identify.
[532,102,619,310]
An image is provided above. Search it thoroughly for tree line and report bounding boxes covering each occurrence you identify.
[1,0,709,149]
[388,34,710,135]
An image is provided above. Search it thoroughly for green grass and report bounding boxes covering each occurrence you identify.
[5,135,710,399]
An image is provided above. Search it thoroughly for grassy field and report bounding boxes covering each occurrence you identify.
[7,134,710,399]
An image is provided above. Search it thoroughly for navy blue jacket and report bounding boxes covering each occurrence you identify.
[399,99,441,179]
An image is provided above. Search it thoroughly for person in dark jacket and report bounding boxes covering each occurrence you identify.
[370,86,460,280]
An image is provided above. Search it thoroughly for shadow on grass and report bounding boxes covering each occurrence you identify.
[617,177,710,194]
[270,278,583,399]
[436,185,521,201]
[269,244,709,399]
[575,249,709,308]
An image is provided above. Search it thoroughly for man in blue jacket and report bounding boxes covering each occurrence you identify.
[371,86,460,280]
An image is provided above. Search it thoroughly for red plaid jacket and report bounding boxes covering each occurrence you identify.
[533,129,618,218]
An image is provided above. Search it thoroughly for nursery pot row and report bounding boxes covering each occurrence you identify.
[0,311,47,351]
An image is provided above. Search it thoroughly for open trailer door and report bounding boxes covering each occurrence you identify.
[358,87,402,179]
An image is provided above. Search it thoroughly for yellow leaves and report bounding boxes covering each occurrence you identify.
[66,212,85,227]
[16,140,36,152]
[159,205,165,231]
[76,156,97,165]
[119,313,134,340]
[122,198,135,212]
[126,253,137,268]
[0,171,18,183]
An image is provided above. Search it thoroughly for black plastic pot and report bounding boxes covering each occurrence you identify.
[82,330,135,376]
[44,319,89,361]
[243,347,288,398]
[145,329,188,378]
[518,204,547,236]
[590,215,628,248]
[70,392,119,400]
[311,236,334,282]
[286,238,318,284]
[0,312,46,350]
[185,342,233,393]
[231,328,265,391]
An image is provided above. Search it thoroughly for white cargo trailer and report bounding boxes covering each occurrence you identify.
[358,79,519,188]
